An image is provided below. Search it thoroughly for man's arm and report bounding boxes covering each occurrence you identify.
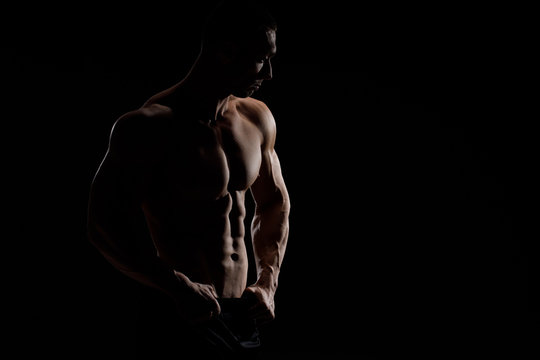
[87,111,220,322]
[245,103,291,323]
[87,112,182,294]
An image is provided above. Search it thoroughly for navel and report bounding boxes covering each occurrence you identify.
[230,253,239,261]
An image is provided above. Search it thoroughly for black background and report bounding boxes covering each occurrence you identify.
[3,1,537,358]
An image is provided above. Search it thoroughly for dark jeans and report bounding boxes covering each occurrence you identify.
[135,290,261,359]
[202,297,261,359]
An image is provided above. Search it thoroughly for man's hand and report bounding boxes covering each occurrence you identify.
[242,285,276,325]
[173,271,221,325]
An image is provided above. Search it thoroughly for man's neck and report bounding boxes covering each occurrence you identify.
[180,56,231,123]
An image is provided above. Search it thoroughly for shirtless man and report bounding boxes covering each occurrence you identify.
[86,2,289,358]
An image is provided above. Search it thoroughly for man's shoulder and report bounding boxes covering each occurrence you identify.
[230,97,277,149]
[232,97,275,133]
[108,105,174,160]
[233,96,271,116]
[111,104,174,138]
[114,104,173,128]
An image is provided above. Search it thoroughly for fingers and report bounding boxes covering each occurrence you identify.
[206,285,221,315]
[174,280,221,325]
[188,294,220,325]
[248,302,275,325]
[242,287,275,325]
[198,284,221,318]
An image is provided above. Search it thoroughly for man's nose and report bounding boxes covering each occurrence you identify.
[260,60,272,80]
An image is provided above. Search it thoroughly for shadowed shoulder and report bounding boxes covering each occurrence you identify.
[108,104,175,163]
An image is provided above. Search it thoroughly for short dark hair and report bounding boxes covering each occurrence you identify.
[201,0,277,51]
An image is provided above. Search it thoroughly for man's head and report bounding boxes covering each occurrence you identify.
[200,0,277,97]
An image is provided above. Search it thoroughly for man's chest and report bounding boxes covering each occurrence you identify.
[162,119,262,199]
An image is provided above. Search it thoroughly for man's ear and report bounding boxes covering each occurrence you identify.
[216,41,238,64]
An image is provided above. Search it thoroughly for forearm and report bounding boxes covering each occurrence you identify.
[112,254,185,300]
[87,225,185,300]
[251,199,290,293]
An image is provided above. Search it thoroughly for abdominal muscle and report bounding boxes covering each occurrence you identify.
[142,190,250,298]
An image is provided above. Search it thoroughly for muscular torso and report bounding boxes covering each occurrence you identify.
[133,95,263,298]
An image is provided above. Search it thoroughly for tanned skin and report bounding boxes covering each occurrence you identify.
[87,28,290,326]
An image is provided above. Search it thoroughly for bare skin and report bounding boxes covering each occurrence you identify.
[87,29,290,326]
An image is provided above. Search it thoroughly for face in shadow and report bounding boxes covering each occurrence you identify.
[221,29,277,98]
